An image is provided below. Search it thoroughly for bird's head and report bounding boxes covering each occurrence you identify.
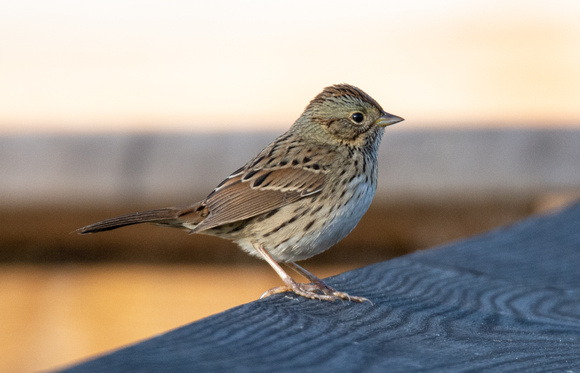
[292,83,404,148]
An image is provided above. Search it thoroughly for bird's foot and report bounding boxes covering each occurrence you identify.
[261,279,370,303]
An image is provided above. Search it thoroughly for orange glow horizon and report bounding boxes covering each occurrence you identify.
[1,1,579,134]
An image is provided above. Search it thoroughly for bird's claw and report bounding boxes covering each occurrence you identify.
[261,280,370,303]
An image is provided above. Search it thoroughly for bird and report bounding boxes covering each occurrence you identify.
[77,83,404,302]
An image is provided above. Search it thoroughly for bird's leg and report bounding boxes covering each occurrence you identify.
[286,262,370,303]
[253,243,369,303]
[253,244,327,301]
[285,262,335,293]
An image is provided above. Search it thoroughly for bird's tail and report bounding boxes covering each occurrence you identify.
[76,207,186,234]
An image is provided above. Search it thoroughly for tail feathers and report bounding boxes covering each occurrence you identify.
[76,207,183,234]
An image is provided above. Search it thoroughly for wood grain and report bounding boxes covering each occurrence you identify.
[60,201,580,372]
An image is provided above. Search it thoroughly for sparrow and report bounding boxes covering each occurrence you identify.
[77,83,404,302]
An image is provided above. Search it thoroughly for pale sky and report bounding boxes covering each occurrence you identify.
[1,0,579,133]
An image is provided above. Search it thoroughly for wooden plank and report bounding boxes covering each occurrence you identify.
[2,130,580,207]
[59,201,580,372]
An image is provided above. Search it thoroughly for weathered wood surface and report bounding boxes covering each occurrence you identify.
[3,130,580,207]
[61,201,580,372]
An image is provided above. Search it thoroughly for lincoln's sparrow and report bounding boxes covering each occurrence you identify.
[77,84,404,302]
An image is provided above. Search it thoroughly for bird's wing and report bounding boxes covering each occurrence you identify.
[187,140,335,233]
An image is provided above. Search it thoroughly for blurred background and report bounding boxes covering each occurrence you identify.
[1,0,580,371]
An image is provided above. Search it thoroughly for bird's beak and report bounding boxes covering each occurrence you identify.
[375,112,404,127]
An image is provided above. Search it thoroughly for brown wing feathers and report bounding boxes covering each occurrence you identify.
[190,155,330,232]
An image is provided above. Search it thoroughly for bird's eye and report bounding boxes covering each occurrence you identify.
[350,112,364,124]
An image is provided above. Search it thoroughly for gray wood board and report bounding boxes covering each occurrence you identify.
[60,200,580,372]
[3,129,580,207]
